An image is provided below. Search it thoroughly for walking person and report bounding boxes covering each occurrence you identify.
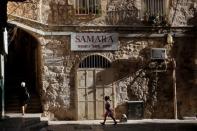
[100,96,117,125]
[19,82,30,116]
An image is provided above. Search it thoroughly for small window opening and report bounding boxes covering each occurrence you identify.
[79,55,111,68]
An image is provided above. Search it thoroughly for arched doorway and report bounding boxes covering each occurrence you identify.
[4,26,42,113]
[77,55,115,120]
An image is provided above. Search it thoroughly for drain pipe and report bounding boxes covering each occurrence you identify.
[0,54,5,119]
[172,58,178,119]
[0,0,7,119]
[0,27,8,119]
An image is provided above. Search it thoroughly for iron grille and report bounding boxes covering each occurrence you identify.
[79,55,111,68]
[144,0,165,16]
[75,0,101,15]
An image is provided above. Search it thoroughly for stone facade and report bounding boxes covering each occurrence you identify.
[7,0,197,120]
[38,34,196,120]
[169,0,197,26]
[8,0,197,26]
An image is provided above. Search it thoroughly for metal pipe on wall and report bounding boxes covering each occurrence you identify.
[0,54,5,118]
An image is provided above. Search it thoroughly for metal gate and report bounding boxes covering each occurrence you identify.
[77,55,114,120]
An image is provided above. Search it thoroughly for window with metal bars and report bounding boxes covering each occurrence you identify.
[75,0,101,15]
[79,55,111,68]
[144,0,166,16]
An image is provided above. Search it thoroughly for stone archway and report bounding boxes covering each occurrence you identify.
[76,54,115,120]
[5,26,42,113]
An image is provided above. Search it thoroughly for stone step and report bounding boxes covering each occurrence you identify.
[5,92,42,113]
[0,117,48,131]
[26,121,48,131]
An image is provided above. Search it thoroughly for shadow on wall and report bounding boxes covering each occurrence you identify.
[188,11,197,26]
[112,47,174,119]
[172,38,197,118]
[188,4,197,26]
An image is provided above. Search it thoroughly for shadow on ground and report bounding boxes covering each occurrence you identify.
[0,116,47,131]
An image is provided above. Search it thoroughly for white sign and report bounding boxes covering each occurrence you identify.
[71,33,118,51]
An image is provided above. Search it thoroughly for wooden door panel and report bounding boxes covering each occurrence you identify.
[95,69,104,86]
[86,70,94,119]
[86,70,94,87]
[86,70,94,101]
[77,71,86,87]
[88,102,94,119]
[96,101,104,119]
[87,87,94,101]
[78,102,86,120]
[77,71,86,119]
[96,87,104,101]
[78,88,86,101]
[78,68,114,120]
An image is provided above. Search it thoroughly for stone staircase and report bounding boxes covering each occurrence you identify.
[5,89,42,113]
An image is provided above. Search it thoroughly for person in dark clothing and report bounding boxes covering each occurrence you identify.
[19,82,30,115]
[100,96,117,125]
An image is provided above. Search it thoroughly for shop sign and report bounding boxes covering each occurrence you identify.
[71,33,118,51]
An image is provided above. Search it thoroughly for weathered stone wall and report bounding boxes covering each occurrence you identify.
[112,38,174,119]
[7,0,197,121]
[38,35,178,120]
[169,0,197,26]
[8,0,40,21]
[8,0,197,26]
[39,35,196,120]
[39,36,75,120]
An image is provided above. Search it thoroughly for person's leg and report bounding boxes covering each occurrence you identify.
[101,112,107,125]
[22,105,25,115]
[101,116,106,125]
[24,104,27,114]
[110,115,117,125]
[22,104,27,115]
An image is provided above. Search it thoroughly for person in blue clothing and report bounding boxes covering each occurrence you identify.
[19,82,30,115]
[100,96,117,125]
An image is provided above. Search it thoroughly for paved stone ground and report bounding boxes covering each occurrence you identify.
[0,113,48,131]
[47,119,197,131]
[0,114,197,131]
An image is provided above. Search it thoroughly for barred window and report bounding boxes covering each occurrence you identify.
[79,55,111,68]
[75,0,101,15]
[144,0,166,16]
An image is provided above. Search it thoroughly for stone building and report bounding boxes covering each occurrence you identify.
[4,0,197,120]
